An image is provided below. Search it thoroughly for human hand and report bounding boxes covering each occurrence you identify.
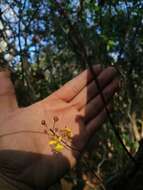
[0,66,119,189]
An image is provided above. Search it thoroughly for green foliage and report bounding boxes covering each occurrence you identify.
[1,0,143,189]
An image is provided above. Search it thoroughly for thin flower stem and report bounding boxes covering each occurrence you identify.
[49,129,80,153]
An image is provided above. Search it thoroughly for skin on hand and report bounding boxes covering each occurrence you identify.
[0,65,119,189]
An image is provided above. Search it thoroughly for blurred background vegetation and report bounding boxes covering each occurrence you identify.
[0,0,143,189]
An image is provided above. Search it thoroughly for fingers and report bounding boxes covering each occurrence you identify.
[54,65,102,102]
[70,67,117,110]
[79,78,119,122]
[86,104,112,136]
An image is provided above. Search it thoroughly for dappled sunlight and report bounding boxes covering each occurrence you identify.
[0,0,143,189]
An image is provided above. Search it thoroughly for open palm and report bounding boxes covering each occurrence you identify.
[0,66,118,189]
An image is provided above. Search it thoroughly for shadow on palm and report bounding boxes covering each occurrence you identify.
[0,66,118,189]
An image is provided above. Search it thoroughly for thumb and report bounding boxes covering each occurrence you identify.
[0,70,18,119]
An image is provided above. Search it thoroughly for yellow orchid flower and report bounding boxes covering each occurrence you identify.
[54,143,64,152]
[49,136,64,153]
[60,126,73,139]
[49,140,57,145]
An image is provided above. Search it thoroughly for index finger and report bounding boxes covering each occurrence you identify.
[54,65,102,102]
